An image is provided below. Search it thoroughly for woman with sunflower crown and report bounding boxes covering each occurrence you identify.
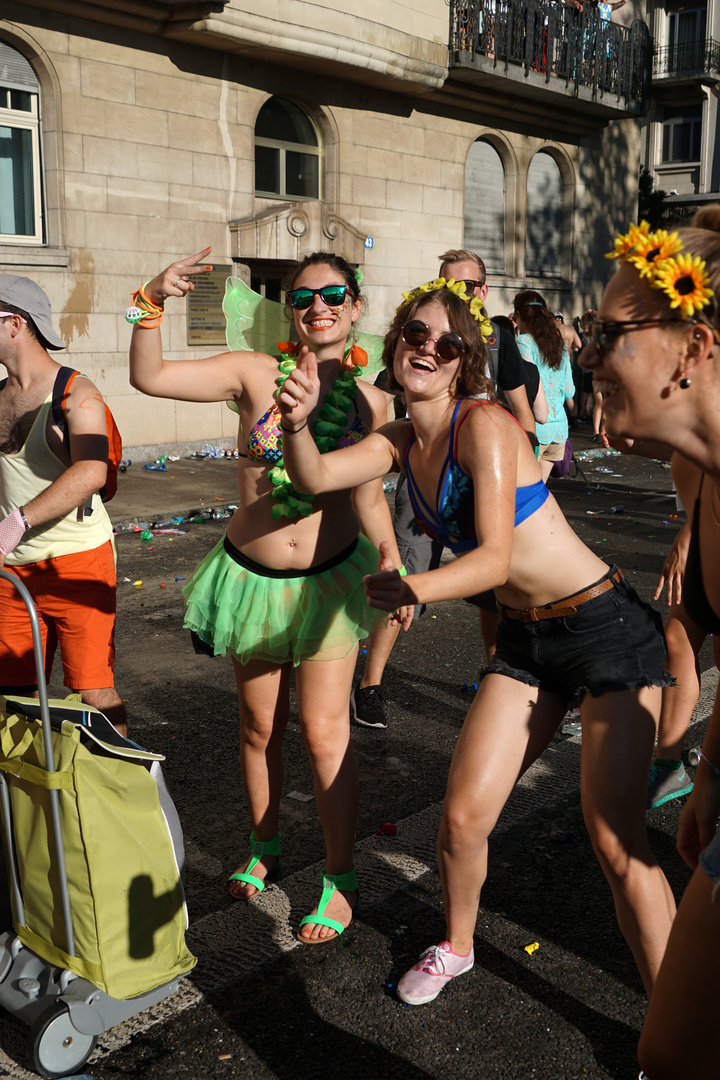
[277,279,676,1006]
[127,247,407,945]
[582,208,720,1080]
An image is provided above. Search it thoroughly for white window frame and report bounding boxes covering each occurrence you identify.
[254,101,322,202]
[0,81,43,245]
[661,104,703,164]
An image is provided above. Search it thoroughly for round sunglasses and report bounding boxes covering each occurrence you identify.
[401,320,464,362]
[288,285,355,310]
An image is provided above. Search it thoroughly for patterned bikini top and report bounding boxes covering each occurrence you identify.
[242,401,367,465]
[405,400,549,554]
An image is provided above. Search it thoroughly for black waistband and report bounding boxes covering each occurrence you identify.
[223,535,359,579]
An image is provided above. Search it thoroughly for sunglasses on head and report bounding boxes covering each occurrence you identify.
[401,320,465,362]
[587,318,683,356]
[288,285,355,310]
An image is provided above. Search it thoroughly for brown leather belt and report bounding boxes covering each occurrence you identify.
[498,568,624,623]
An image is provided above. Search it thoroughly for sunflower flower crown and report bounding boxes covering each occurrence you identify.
[399,278,494,343]
[606,221,714,321]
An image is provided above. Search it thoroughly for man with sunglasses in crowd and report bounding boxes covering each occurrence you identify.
[351,249,537,730]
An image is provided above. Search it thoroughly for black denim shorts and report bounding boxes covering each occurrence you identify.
[486,566,673,708]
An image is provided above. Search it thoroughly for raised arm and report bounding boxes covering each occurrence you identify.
[277,348,398,491]
[364,406,517,612]
[128,247,247,403]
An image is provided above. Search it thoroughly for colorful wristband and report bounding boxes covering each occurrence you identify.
[399,565,407,576]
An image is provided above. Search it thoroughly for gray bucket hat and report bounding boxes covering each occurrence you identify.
[0,275,65,350]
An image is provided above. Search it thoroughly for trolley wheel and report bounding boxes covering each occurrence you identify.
[28,1002,97,1079]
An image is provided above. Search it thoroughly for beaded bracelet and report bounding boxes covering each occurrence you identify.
[18,506,30,532]
[699,748,720,777]
[125,282,164,328]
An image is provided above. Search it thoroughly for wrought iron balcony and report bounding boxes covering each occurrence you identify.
[449,0,652,109]
[653,38,720,78]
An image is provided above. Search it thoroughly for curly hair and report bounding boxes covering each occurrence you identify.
[382,289,493,400]
[513,289,564,368]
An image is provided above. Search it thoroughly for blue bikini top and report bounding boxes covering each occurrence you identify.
[404,400,549,554]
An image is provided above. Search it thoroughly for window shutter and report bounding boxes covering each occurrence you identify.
[464,140,505,274]
[526,152,563,276]
[0,43,38,93]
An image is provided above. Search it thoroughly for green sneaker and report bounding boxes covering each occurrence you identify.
[647,762,694,810]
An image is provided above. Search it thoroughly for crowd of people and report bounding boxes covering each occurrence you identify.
[1,207,720,1076]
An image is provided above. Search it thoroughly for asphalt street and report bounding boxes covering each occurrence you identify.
[0,425,716,1080]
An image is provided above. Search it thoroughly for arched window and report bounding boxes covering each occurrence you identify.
[0,41,42,243]
[255,98,321,200]
[463,140,505,274]
[526,151,563,277]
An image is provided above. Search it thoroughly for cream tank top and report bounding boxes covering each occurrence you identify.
[0,392,114,566]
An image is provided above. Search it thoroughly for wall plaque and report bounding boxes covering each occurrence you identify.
[187,265,233,346]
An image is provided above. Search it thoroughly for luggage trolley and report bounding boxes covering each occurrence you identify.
[0,568,194,1078]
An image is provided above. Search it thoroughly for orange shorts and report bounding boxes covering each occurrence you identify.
[0,540,117,692]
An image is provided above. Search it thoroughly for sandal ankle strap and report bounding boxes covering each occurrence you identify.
[322,866,358,894]
[250,829,281,858]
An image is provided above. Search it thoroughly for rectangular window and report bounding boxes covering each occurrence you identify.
[285,151,318,199]
[661,104,703,162]
[255,144,280,197]
[667,8,707,72]
[0,93,42,243]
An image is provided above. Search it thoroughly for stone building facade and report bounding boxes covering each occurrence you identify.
[1,0,650,449]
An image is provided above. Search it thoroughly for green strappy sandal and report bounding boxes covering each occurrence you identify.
[296,866,359,944]
[228,830,280,898]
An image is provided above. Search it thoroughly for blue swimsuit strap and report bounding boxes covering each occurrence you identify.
[404,400,481,542]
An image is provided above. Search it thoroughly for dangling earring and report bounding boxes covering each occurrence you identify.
[679,376,691,389]
[343,332,368,371]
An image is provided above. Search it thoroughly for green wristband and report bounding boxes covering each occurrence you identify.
[399,565,407,576]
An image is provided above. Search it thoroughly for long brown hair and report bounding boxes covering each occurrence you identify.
[382,289,493,400]
[513,289,564,368]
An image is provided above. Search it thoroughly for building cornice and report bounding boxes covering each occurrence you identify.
[13,0,448,92]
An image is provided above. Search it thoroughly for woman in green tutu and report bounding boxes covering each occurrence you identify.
[128,247,402,943]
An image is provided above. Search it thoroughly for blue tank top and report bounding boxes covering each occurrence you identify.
[404,400,549,554]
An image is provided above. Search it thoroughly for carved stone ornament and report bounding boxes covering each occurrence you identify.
[230,201,367,264]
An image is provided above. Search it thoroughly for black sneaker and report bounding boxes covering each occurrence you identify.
[351,685,387,728]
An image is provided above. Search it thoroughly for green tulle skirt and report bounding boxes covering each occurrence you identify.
[183,534,385,666]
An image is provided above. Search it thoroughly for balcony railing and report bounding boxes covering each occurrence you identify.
[449,0,652,108]
[653,38,720,77]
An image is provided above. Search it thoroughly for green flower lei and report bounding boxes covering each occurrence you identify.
[268,346,363,520]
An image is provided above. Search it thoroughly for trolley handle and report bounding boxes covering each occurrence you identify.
[0,568,76,957]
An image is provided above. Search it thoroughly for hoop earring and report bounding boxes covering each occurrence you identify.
[679,376,692,389]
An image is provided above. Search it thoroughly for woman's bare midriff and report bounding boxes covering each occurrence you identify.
[493,492,614,610]
[226,458,363,571]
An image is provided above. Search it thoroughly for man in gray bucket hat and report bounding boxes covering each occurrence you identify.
[0,275,127,734]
